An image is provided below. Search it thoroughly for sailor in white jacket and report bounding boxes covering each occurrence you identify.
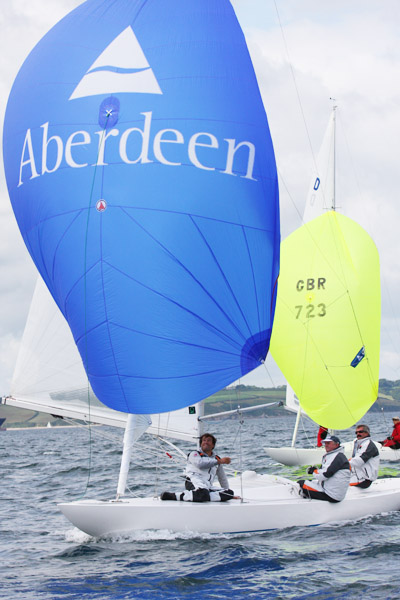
[350,424,379,488]
[160,433,235,502]
[299,435,351,502]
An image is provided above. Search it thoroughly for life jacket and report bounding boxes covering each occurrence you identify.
[383,422,400,447]
[313,445,351,501]
[185,449,228,490]
[350,437,379,483]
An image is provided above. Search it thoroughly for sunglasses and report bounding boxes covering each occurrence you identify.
[356,430,367,435]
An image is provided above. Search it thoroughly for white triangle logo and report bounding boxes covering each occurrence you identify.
[69,27,162,100]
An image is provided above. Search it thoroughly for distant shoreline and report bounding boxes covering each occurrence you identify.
[3,425,83,431]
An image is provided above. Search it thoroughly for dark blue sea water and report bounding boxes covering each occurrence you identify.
[2,411,400,600]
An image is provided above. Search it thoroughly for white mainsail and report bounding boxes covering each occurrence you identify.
[5,276,203,443]
[303,106,336,222]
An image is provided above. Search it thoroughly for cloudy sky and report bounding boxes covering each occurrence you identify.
[0,0,399,394]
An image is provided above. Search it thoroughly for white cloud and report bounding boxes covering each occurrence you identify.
[0,0,81,394]
[231,0,400,385]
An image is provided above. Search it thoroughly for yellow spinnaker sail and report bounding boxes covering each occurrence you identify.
[270,211,380,429]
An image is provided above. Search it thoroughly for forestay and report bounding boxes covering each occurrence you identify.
[280,109,336,423]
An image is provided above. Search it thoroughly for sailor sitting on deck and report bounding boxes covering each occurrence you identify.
[379,416,400,449]
[349,424,379,488]
[160,433,236,502]
[298,435,350,503]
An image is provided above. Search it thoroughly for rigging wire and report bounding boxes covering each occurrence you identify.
[337,111,400,381]
[79,112,111,498]
[272,0,320,200]
[329,112,394,420]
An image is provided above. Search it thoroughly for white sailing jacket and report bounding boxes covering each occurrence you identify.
[313,445,351,501]
[185,449,229,490]
[350,436,380,484]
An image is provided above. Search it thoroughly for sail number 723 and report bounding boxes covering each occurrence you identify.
[295,304,326,319]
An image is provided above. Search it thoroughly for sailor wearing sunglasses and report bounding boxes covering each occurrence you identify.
[349,425,380,489]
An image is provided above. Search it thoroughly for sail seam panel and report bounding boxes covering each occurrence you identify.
[122,204,274,233]
[100,259,244,351]
[105,320,243,356]
[64,259,102,320]
[51,209,86,283]
[25,203,275,235]
[98,209,129,412]
[241,225,261,338]
[89,364,238,381]
[119,207,249,344]
[190,215,253,338]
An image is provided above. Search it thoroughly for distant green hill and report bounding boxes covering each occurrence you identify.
[203,385,285,415]
[2,379,400,428]
[205,382,400,415]
[378,379,400,402]
[0,403,71,428]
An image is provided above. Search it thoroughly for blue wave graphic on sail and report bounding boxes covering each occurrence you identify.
[87,66,152,74]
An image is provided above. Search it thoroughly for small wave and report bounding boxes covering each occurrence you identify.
[90,528,256,543]
[347,537,400,559]
[15,462,39,469]
[55,544,102,558]
[63,527,93,544]
[313,510,399,530]
[56,466,89,475]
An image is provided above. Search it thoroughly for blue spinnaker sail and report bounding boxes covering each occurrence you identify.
[3,0,280,414]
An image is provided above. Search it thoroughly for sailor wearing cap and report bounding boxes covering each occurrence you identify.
[298,435,350,502]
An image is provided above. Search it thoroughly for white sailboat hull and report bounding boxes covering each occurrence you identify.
[265,442,400,466]
[58,472,400,537]
[379,446,400,462]
[264,442,354,466]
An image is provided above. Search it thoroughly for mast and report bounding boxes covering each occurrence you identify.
[291,406,302,447]
[116,414,151,499]
[330,100,337,210]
